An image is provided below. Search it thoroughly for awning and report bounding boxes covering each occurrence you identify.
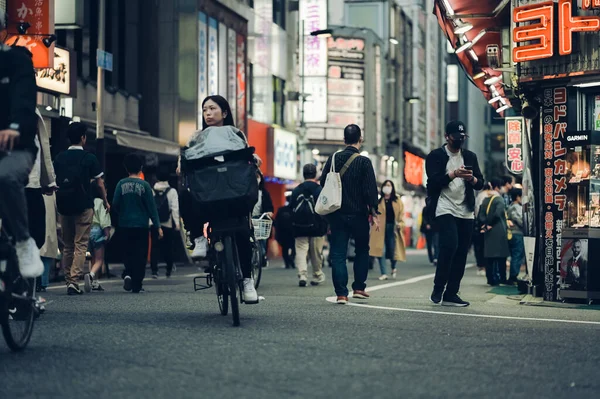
[115,131,180,157]
[433,0,512,113]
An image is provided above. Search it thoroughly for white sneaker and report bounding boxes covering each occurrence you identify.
[391,270,397,279]
[191,237,207,258]
[243,278,259,303]
[378,274,388,281]
[16,238,44,278]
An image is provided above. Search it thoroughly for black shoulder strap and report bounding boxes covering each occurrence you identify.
[340,153,360,177]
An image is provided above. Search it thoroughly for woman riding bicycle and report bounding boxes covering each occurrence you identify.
[179,95,259,303]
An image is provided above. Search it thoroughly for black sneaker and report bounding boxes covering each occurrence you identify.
[442,294,470,307]
[430,288,443,304]
[132,288,145,293]
[299,279,307,287]
[67,283,82,295]
[123,276,132,292]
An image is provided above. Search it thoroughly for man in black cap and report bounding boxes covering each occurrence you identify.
[0,10,45,278]
[425,121,484,307]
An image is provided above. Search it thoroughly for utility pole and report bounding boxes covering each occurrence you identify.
[96,0,106,170]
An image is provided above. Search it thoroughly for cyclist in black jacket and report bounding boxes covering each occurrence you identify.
[0,11,44,279]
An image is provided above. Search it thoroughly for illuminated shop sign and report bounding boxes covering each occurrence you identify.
[505,117,524,175]
[513,0,600,63]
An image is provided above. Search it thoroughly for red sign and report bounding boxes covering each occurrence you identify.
[505,117,524,174]
[583,0,600,9]
[513,0,600,63]
[404,151,424,187]
[5,0,55,68]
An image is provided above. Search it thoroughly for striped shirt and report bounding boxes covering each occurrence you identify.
[320,147,379,216]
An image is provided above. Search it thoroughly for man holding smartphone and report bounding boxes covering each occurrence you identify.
[425,121,485,306]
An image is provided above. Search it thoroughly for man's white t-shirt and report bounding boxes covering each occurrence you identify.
[436,146,473,219]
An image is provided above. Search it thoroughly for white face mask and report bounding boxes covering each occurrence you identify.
[382,186,392,195]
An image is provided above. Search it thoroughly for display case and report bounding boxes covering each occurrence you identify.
[560,131,600,302]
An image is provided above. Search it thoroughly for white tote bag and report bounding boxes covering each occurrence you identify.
[315,151,359,216]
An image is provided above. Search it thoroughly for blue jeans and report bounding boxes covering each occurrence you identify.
[328,214,370,296]
[508,234,524,280]
[41,256,54,288]
[379,223,397,275]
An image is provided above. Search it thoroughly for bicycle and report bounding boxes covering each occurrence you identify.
[194,216,255,327]
[0,218,37,351]
[251,213,272,289]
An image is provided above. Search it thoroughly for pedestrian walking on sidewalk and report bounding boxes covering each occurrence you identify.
[507,188,525,285]
[291,164,328,286]
[320,125,379,305]
[112,154,163,293]
[478,178,511,286]
[84,181,113,293]
[425,121,484,307]
[370,180,406,280]
[53,123,109,295]
[274,196,296,269]
[150,169,180,279]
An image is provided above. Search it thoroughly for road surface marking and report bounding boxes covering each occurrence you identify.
[326,266,600,326]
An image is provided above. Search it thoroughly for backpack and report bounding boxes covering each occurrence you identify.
[154,188,172,223]
[293,187,326,237]
[55,152,90,216]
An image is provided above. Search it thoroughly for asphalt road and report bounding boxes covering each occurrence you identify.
[1,251,599,399]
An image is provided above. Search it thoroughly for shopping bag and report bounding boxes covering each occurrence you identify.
[315,152,359,215]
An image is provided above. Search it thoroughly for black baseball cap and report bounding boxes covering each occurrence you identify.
[445,120,468,137]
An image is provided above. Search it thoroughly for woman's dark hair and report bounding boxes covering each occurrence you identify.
[379,180,398,202]
[510,188,523,202]
[201,95,235,130]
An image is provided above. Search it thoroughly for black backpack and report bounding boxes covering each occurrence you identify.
[55,152,90,216]
[292,189,325,236]
[154,188,172,223]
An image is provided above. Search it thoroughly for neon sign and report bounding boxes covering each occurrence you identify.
[513,0,600,63]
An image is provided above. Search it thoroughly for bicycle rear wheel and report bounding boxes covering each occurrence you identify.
[217,278,229,316]
[1,275,36,352]
[223,236,240,327]
[252,243,263,289]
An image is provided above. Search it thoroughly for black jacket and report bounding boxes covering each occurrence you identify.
[425,145,485,218]
[0,45,38,153]
[320,146,379,216]
[290,180,327,237]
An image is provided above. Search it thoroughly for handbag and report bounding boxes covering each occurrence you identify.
[315,152,359,216]
[485,196,512,240]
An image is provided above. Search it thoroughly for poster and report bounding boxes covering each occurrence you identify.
[540,86,568,301]
[198,12,207,128]
[559,239,589,291]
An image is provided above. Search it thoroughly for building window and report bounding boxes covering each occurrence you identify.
[273,0,286,29]
[273,76,285,126]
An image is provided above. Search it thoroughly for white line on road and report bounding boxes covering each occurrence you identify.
[325,266,600,326]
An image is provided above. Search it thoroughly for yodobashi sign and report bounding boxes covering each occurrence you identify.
[513,0,600,63]
[505,117,524,175]
[273,128,298,180]
[36,47,76,97]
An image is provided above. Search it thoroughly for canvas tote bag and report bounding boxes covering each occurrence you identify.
[315,151,359,216]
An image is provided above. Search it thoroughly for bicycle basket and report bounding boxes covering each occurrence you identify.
[252,218,273,240]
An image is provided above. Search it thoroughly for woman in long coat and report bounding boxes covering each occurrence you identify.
[369,180,406,280]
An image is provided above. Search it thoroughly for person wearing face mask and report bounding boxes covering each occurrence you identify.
[369,180,406,280]
[425,121,485,307]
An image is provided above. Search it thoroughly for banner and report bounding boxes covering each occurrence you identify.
[208,18,218,96]
[198,12,207,128]
[540,86,568,301]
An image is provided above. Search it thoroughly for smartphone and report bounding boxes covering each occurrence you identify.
[464,166,473,171]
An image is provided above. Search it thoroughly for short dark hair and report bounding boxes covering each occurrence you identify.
[344,124,362,145]
[303,164,317,179]
[67,122,87,145]
[156,169,170,182]
[509,188,522,202]
[502,175,514,186]
[124,153,143,174]
[490,177,503,190]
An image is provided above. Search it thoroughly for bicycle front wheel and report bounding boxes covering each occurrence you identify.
[1,276,36,352]
[223,236,240,327]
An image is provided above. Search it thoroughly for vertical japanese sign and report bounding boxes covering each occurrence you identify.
[227,28,237,125]
[6,0,55,68]
[218,22,227,95]
[541,87,568,301]
[505,117,525,175]
[375,45,382,148]
[208,18,218,96]
[236,33,246,133]
[198,12,207,128]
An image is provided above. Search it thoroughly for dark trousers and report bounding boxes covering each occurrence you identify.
[486,257,507,285]
[434,215,474,296]
[508,234,524,280]
[151,227,174,276]
[280,239,296,268]
[424,231,439,264]
[472,230,486,268]
[328,214,370,297]
[235,230,253,279]
[26,187,46,249]
[179,189,204,239]
[121,228,150,292]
